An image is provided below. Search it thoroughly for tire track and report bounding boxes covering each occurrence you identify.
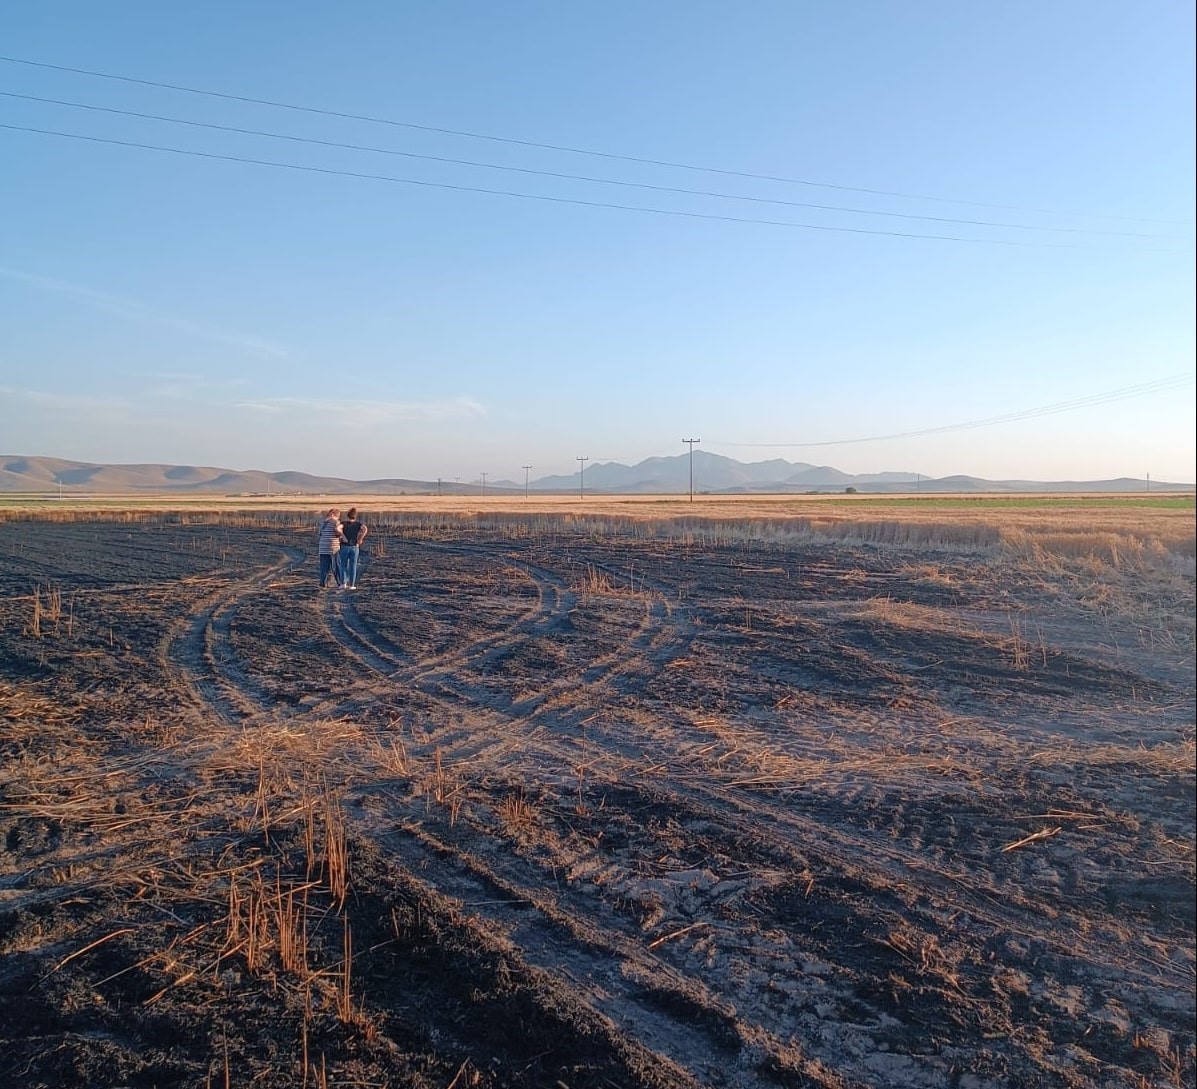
[322,546,567,680]
[19,523,1187,1088]
[344,726,1189,1089]
[354,813,807,1089]
[319,545,697,770]
[326,543,1190,1029]
[159,548,304,723]
[400,545,576,685]
[278,546,573,726]
[172,535,1187,1066]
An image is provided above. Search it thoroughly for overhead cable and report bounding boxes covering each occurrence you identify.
[0,91,1174,241]
[0,53,1187,225]
[709,373,1195,448]
[4,122,1140,249]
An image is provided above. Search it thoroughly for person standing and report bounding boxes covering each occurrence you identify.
[340,507,368,589]
[317,508,346,588]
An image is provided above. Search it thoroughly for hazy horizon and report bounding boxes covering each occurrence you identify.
[4,450,1192,493]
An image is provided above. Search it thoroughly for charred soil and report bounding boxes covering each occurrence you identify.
[0,516,1193,1088]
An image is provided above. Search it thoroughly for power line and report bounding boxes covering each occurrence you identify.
[0,90,1174,241]
[709,373,1195,448]
[1,53,1187,226]
[3,122,1159,250]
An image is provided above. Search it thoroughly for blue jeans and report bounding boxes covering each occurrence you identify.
[319,552,342,587]
[341,545,360,587]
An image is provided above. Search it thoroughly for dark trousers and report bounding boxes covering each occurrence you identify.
[319,552,342,587]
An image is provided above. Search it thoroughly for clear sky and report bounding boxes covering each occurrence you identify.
[1,2,1194,485]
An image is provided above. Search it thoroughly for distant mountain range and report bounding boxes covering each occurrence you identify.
[520,450,1188,493]
[1,453,1190,496]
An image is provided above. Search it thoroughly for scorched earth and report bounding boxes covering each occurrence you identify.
[0,513,1192,1088]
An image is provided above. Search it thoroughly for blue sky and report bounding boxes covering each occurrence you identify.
[1,2,1193,485]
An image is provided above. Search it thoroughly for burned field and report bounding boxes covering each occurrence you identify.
[0,514,1193,1088]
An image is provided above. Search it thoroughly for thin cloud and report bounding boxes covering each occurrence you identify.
[144,371,209,382]
[1,385,134,414]
[141,373,252,399]
[233,396,488,423]
[0,266,290,360]
[1,383,486,428]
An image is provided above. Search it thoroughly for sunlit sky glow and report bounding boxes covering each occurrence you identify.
[1,3,1193,485]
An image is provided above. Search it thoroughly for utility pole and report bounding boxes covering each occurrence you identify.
[576,456,589,499]
[480,472,488,496]
[436,477,442,496]
[522,465,532,499]
[682,438,701,502]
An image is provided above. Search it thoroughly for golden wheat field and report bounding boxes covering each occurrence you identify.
[0,495,1193,1089]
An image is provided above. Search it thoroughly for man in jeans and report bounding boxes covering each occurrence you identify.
[340,507,368,589]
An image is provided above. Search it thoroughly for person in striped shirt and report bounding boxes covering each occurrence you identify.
[317,508,346,588]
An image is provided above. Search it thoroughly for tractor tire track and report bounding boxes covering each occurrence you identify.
[319,547,697,771]
[324,548,569,681]
[325,543,1189,1024]
[401,546,576,685]
[159,549,303,723]
[350,811,817,1089]
[343,731,1189,1089]
[7,522,1190,1089]
[284,547,574,725]
[163,535,1191,1038]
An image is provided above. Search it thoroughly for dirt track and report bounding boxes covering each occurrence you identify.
[0,516,1193,1088]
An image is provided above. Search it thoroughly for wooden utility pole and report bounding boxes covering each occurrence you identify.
[682,439,701,502]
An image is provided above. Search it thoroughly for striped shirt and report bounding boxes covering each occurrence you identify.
[318,517,342,555]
